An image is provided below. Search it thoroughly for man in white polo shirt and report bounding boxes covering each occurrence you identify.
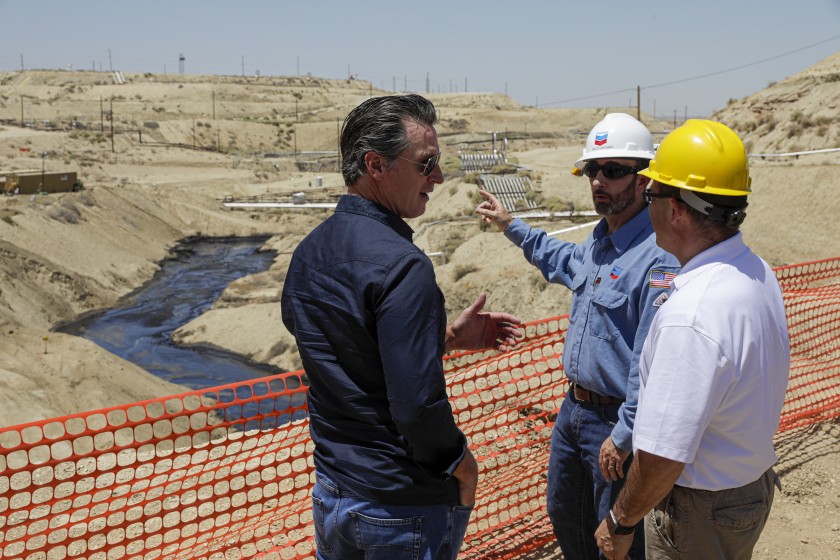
[594,119,790,560]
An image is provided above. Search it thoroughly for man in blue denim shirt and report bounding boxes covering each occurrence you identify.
[282,94,521,560]
[476,113,680,559]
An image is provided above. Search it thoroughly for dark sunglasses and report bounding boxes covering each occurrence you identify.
[395,152,441,176]
[582,161,640,180]
[642,189,678,204]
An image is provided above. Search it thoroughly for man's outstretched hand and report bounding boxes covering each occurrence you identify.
[445,293,522,353]
[475,189,514,232]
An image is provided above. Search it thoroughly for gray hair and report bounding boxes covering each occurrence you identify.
[340,94,437,186]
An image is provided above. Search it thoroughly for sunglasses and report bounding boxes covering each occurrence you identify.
[582,161,641,180]
[395,152,441,176]
[642,189,678,204]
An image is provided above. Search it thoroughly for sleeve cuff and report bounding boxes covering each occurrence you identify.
[611,422,633,452]
[504,218,528,246]
[441,436,469,479]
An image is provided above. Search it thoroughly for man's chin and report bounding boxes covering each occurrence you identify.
[593,202,612,215]
[405,205,427,219]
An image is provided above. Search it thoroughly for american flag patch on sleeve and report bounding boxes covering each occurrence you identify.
[650,270,676,289]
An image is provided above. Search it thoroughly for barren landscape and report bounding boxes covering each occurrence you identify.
[1,52,839,557]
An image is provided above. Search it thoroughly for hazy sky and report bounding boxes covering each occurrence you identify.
[2,0,840,118]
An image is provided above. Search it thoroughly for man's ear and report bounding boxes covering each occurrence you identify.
[364,152,386,179]
[669,196,685,225]
[635,175,651,193]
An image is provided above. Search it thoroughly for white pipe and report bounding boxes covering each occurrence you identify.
[224,202,337,209]
[547,219,600,237]
[749,147,840,158]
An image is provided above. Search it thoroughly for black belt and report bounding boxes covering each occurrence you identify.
[571,383,624,405]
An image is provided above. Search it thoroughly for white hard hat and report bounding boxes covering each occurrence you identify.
[573,113,655,172]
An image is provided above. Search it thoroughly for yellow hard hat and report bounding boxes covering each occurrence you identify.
[639,119,751,196]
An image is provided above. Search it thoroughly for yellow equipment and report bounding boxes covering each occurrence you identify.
[1,174,19,195]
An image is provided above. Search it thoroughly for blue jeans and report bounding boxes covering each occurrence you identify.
[311,470,473,560]
[546,392,644,560]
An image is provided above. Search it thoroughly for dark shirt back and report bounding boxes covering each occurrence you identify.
[281,195,466,505]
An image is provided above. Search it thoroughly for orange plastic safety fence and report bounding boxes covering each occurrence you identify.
[775,257,840,431]
[1,257,839,560]
[0,374,316,560]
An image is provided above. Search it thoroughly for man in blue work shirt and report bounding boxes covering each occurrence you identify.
[282,94,521,560]
[476,113,680,559]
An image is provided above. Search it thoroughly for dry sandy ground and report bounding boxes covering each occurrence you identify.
[1,56,839,557]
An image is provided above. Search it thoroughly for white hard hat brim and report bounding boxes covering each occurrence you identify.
[574,147,656,171]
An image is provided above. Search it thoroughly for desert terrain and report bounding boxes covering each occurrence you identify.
[1,52,839,557]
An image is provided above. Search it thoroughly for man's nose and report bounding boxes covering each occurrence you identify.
[428,163,444,184]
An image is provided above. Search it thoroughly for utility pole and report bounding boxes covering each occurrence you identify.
[212,91,216,120]
[108,49,112,72]
[637,86,641,121]
[100,96,104,133]
[110,98,115,153]
[19,96,24,126]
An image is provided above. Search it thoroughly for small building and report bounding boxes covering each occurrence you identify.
[1,171,79,195]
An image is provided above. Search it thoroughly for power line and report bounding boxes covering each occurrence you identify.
[540,86,636,107]
[642,33,840,91]
[539,34,840,107]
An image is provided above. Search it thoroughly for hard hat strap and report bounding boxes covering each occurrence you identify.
[680,189,748,228]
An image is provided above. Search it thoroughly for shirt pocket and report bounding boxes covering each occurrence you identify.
[588,288,628,341]
[567,274,588,325]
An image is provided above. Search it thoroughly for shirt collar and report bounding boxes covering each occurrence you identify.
[672,232,748,289]
[593,206,652,254]
[335,194,414,241]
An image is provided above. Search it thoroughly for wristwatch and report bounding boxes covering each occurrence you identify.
[607,508,637,535]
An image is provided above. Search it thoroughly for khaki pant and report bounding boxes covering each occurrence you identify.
[645,468,779,560]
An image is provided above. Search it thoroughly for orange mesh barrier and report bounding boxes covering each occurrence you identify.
[775,257,840,431]
[1,257,839,560]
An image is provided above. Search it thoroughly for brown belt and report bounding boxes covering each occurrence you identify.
[571,383,624,405]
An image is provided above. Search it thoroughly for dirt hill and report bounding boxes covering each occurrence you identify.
[713,51,840,155]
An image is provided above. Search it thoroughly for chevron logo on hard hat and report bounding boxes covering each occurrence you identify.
[594,132,608,146]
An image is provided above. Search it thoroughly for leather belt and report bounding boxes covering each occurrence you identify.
[571,383,624,405]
